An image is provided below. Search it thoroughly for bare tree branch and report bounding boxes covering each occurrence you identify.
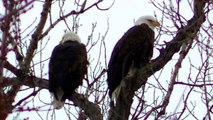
[23,0,52,73]
[3,75,103,120]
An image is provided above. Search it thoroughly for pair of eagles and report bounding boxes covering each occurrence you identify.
[48,15,160,109]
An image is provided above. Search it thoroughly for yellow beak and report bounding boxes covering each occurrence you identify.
[151,21,160,27]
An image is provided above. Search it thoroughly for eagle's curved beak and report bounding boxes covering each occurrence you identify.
[151,21,160,27]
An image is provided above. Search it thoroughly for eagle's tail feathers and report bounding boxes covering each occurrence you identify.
[53,97,64,109]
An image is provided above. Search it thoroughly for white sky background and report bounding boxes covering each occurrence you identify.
[1,0,212,119]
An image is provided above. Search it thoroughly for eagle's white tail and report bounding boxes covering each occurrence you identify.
[111,67,136,105]
[111,79,126,104]
[52,97,64,109]
[111,84,122,102]
[51,87,64,109]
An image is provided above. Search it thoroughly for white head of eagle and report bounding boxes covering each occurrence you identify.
[107,15,160,104]
[135,15,160,30]
[60,31,81,44]
[49,31,87,109]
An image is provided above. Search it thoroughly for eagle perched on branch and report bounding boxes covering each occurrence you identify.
[107,15,160,103]
[49,32,87,109]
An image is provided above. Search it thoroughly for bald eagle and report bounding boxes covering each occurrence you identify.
[107,16,160,102]
[49,32,87,109]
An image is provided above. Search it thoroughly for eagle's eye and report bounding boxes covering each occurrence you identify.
[148,19,153,22]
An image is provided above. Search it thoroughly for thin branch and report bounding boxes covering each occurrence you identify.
[175,82,213,87]
[156,35,193,119]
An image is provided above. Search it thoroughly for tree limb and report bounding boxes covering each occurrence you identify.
[3,76,103,120]
[22,0,52,73]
